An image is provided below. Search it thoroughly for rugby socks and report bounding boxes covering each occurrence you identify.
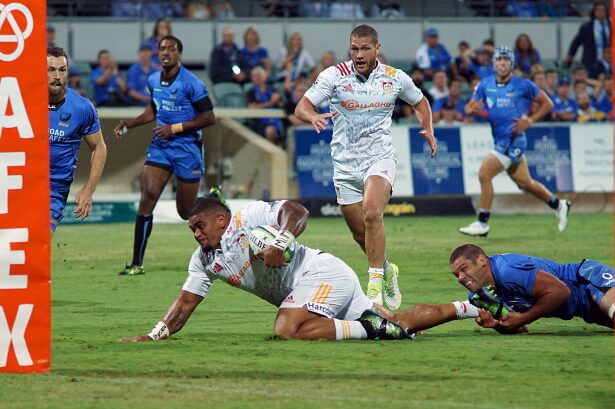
[547,195,560,210]
[383,258,390,272]
[478,209,490,224]
[131,214,153,267]
[333,319,368,340]
[453,301,479,319]
[368,267,384,285]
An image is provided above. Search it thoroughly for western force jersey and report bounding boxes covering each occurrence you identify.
[305,60,424,172]
[182,201,320,307]
[49,88,101,184]
[148,65,209,144]
[472,75,539,144]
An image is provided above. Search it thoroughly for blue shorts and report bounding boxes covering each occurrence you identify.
[50,180,70,231]
[145,138,203,182]
[493,135,527,166]
[576,259,615,327]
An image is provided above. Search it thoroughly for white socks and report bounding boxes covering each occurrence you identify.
[333,319,368,340]
[453,301,479,319]
[368,267,384,284]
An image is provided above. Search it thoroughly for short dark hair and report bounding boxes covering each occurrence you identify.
[188,197,230,218]
[97,49,109,59]
[159,35,183,53]
[47,46,68,60]
[449,244,487,265]
[350,24,378,45]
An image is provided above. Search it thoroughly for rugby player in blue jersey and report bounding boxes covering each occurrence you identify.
[114,36,216,276]
[450,244,615,333]
[48,47,107,233]
[459,46,570,237]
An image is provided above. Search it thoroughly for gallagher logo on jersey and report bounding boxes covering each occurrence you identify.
[340,99,392,110]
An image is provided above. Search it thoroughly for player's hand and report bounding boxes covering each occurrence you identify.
[114,120,129,138]
[310,112,337,133]
[74,187,93,220]
[258,246,286,268]
[464,100,483,115]
[512,117,531,134]
[153,124,174,139]
[119,335,153,343]
[497,312,527,331]
[475,308,501,328]
[419,130,437,157]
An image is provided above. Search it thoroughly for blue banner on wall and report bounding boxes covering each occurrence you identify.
[294,129,336,198]
[524,127,573,192]
[410,128,464,195]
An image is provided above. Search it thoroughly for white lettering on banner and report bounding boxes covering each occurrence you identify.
[0,77,33,139]
[0,152,25,214]
[0,3,34,62]
[0,305,34,367]
[570,124,613,192]
[0,228,28,289]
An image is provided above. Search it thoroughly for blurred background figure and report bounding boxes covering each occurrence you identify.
[311,50,337,83]
[91,49,127,106]
[239,27,272,78]
[126,44,157,106]
[246,67,285,147]
[142,18,172,69]
[514,33,541,77]
[414,27,452,80]
[210,27,248,84]
[276,32,316,83]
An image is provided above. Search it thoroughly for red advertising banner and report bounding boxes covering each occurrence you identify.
[0,1,50,372]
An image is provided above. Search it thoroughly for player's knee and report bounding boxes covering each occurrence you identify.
[478,170,492,185]
[273,323,300,339]
[363,207,383,226]
[515,179,532,191]
[177,205,190,220]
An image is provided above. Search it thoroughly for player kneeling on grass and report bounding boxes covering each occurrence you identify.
[121,198,479,342]
[450,244,615,333]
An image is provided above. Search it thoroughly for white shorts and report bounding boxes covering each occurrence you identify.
[279,252,371,320]
[491,149,525,170]
[333,158,397,205]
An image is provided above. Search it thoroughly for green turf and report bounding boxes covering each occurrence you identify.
[1,213,613,409]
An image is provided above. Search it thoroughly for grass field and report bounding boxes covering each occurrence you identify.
[1,213,613,409]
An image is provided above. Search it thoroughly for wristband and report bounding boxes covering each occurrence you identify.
[147,321,170,340]
[273,229,295,251]
[171,122,184,134]
[527,118,534,125]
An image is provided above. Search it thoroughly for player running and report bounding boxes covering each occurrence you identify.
[120,198,479,342]
[114,36,217,276]
[48,47,107,233]
[459,46,569,237]
[295,24,437,310]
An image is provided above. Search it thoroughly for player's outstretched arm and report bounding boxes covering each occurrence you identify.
[294,97,337,134]
[114,103,156,138]
[413,97,437,157]
[74,131,107,220]
[120,290,204,342]
[260,201,310,268]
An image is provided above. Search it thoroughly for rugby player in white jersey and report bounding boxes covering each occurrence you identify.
[120,198,479,342]
[295,25,437,310]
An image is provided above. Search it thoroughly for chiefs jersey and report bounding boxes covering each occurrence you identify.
[305,60,424,172]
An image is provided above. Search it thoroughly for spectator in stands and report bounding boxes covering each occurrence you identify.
[481,39,495,59]
[464,76,489,123]
[514,33,541,76]
[67,67,86,97]
[246,67,285,147]
[311,51,337,84]
[593,75,613,114]
[285,80,309,126]
[47,24,56,48]
[264,0,300,17]
[143,1,183,19]
[468,47,495,79]
[210,27,249,85]
[185,1,211,18]
[565,1,611,79]
[142,19,172,69]
[570,66,600,98]
[505,1,538,17]
[369,0,404,18]
[432,79,465,123]
[409,67,432,104]
[552,77,578,122]
[239,27,271,78]
[428,70,449,101]
[414,27,452,80]
[451,40,473,82]
[276,32,316,83]
[576,90,606,122]
[545,69,559,97]
[209,0,235,19]
[436,100,462,126]
[531,71,550,97]
[91,49,127,106]
[329,0,365,19]
[126,44,157,106]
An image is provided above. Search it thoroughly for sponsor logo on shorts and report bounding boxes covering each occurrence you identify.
[306,302,334,318]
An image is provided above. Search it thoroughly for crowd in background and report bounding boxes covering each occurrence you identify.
[50,1,613,148]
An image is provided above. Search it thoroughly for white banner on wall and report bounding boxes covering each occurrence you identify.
[391,126,414,197]
[569,123,613,192]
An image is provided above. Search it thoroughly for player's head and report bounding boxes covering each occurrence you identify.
[188,197,231,251]
[47,46,68,100]
[158,35,183,68]
[493,45,514,77]
[449,244,491,292]
[349,25,380,77]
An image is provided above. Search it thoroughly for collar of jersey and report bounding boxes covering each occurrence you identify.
[160,64,182,87]
[351,59,381,83]
[48,96,67,111]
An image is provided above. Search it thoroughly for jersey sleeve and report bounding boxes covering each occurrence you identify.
[524,78,540,101]
[494,255,538,297]
[182,248,214,297]
[188,75,209,103]
[241,200,288,230]
[80,99,101,136]
[398,70,424,106]
[304,66,337,107]
[471,79,486,102]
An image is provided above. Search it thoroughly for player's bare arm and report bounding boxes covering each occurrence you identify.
[114,103,156,137]
[475,308,528,334]
[154,99,216,139]
[261,201,310,268]
[512,91,553,134]
[74,130,107,220]
[464,98,483,115]
[294,96,337,134]
[412,97,437,157]
[120,290,203,342]
[497,270,571,332]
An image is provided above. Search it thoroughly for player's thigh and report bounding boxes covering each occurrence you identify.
[507,157,533,186]
[274,306,324,337]
[479,153,506,182]
[175,180,200,219]
[141,165,172,200]
[578,259,615,317]
[340,202,365,238]
[363,159,395,212]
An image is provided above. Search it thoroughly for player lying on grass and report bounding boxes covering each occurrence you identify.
[121,198,479,342]
[450,244,615,333]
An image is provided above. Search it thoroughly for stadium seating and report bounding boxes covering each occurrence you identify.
[213,82,246,108]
